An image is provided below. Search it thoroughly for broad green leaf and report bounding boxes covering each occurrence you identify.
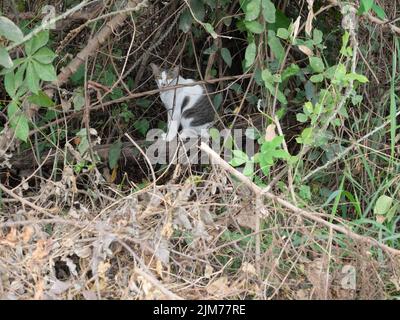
[344,73,369,83]
[25,30,49,55]
[310,74,324,83]
[13,114,29,142]
[179,9,193,33]
[4,71,17,98]
[277,28,289,39]
[26,61,40,94]
[244,42,257,69]
[221,47,232,67]
[268,30,284,64]
[243,161,254,177]
[313,29,323,44]
[0,16,24,43]
[109,140,123,169]
[190,0,205,21]
[244,20,264,34]
[0,46,13,68]
[33,47,57,64]
[309,56,325,73]
[134,119,149,136]
[296,113,308,123]
[209,127,220,141]
[374,195,393,215]
[7,101,19,121]
[261,0,276,23]
[28,90,55,107]
[358,0,374,15]
[32,61,57,81]
[281,63,300,81]
[72,90,85,111]
[245,0,261,21]
[0,58,24,75]
[262,69,287,105]
[213,93,223,109]
[229,149,248,166]
[204,23,218,39]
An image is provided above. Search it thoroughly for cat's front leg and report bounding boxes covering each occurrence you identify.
[163,118,180,142]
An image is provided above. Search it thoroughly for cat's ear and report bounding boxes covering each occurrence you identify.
[150,63,160,76]
[172,65,180,78]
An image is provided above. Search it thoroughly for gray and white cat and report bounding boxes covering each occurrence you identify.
[150,63,215,141]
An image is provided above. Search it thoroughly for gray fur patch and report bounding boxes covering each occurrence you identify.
[182,85,215,127]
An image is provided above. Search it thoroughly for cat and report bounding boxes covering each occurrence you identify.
[150,63,215,142]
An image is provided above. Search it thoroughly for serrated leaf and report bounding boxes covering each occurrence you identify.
[244,42,257,69]
[108,140,123,169]
[13,114,30,142]
[0,46,13,68]
[33,47,57,64]
[32,61,57,82]
[244,20,264,34]
[0,16,24,43]
[309,56,325,73]
[25,30,49,55]
[374,195,393,216]
[221,47,232,67]
[28,90,55,107]
[261,0,276,23]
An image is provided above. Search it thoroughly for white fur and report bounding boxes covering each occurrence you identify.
[156,75,211,141]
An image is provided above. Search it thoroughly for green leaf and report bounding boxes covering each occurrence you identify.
[221,47,232,67]
[32,61,57,82]
[371,4,386,19]
[33,47,57,64]
[204,23,218,39]
[313,29,323,44]
[310,74,324,83]
[243,161,254,177]
[0,46,13,68]
[109,140,123,169]
[72,90,85,111]
[28,90,55,107]
[296,113,308,123]
[309,56,325,73]
[261,0,276,23]
[213,93,223,109]
[277,28,289,39]
[262,69,287,105]
[26,61,40,94]
[358,0,374,15]
[179,9,193,33]
[281,63,300,81]
[344,73,369,83]
[268,30,285,64]
[244,42,257,69]
[134,119,149,136]
[13,114,30,142]
[0,16,24,43]
[190,0,205,21]
[244,20,264,34]
[244,0,261,21]
[4,71,17,98]
[374,195,393,215]
[229,149,249,166]
[25,30,49,55]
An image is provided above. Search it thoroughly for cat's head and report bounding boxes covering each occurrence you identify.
[150,63,180,88]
